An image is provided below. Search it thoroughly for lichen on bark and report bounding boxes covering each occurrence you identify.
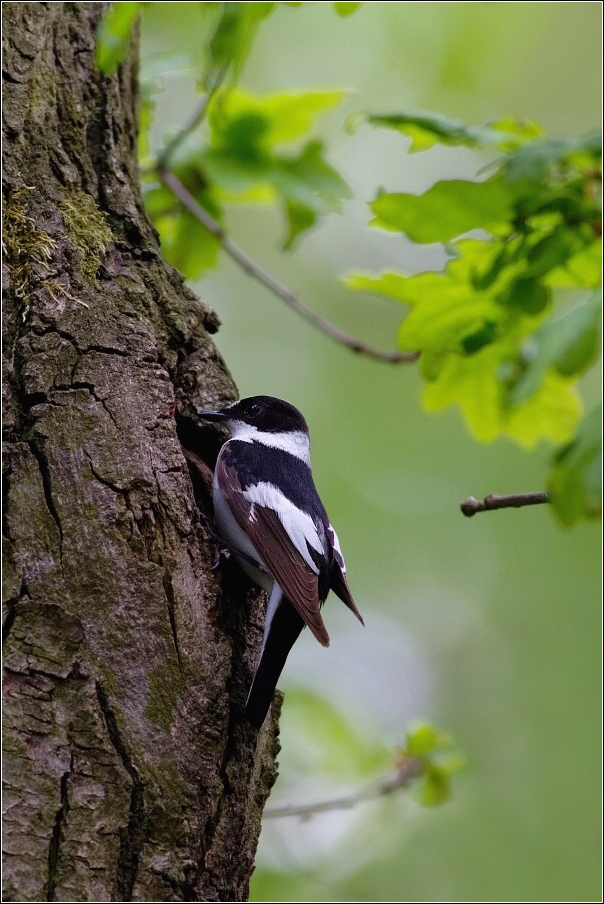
[2,4,280,901]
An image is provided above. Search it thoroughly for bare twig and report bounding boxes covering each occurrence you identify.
[460,491,550,517]
[156,67,228,170]
[156,168,419,364]
[263,755,424,820]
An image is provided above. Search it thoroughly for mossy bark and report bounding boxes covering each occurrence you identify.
[2,4,280,901]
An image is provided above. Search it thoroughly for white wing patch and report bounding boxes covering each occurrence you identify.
[243,481,324,573]
[327,524,346,573]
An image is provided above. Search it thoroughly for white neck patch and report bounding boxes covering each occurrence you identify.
[228,421,311,466]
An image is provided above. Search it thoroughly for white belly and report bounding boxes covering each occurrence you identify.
[213,471,273,593]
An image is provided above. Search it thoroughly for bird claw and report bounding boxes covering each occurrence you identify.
[210,546,231,570]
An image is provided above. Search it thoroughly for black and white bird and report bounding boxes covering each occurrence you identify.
[198,395,363,729]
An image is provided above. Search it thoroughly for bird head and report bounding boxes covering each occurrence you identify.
[198,396,309,437]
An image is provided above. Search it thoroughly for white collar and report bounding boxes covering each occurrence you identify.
[228,421,311,466]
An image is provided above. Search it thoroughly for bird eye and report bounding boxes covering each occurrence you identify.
[247,401,261,416]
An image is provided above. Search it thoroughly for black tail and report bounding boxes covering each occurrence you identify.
[245,597,304,729]
[330,561,364,625]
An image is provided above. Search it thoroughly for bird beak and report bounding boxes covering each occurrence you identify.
[197,407,229,423]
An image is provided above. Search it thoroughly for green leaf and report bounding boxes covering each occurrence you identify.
[497,278,551,315]
[346,112,600,451]
[370,178,514,243]
[403,723,464,808]
[423,344,505,443]
[202,137,350,218]
[553,304,601,376]
[367,112,500,152]
[344,271,416,302]
[273,140,352,213]
[524,228,578,279]
[202,91,350,241]
[549,405,602,526]
[167,210,221,280]
[145,180,221,280]
[283,200,317,250]
[395,274,503,354]
[503,372,582,449]
[209,88,345,151]
[420,351,449,381]
[366,112,544,153]
[209,2,275,76]
[143,181,180,218]
[462,320,498,354]
[546,239,602,289]
[512,294,602,403]
[504,138,577,183]
[489,117,546,148]
[417,765,451,807]
[422,344,581,447]
[346,246,506,356]
[334,1,362,16]
[405,723,453,757]
[198,89,348,244]
[95,2,141,75]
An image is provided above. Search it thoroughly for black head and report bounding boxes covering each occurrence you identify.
[198,395,308,434]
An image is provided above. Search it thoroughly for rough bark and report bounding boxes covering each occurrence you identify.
[2,4,280,901]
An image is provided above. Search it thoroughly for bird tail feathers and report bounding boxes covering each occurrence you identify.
[245,597,305,729]
[330,564,364,625]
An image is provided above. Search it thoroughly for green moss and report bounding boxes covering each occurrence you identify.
[83,502,100,520]
[3,188,57,299]
[145,655,185,730]
[2,728,29,758]
[60,188,113,282]
[80,413,99,435]
[96,663,120,699]
[154,763,191,805]
[27,68,47,121]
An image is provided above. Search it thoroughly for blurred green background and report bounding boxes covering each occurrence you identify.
[141,3,601,901]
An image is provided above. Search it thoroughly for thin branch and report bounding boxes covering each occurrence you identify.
[156,67,228,170]
[460,491,551,517]
[263,755,424,821]
[156,168,420,364]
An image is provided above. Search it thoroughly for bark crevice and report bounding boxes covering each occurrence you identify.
[163,572,184,674]
[2,595,21,644]
[44,763,72,903]
[26,438,65,576]
[95,682,148,901]
[71,380,119,427]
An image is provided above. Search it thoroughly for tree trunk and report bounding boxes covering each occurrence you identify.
[2,3,280,901]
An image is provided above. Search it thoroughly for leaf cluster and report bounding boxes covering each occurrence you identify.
[98,3,354,279]
[145,87,350,278]
[347,114,601,522]
[402,722,465,807]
